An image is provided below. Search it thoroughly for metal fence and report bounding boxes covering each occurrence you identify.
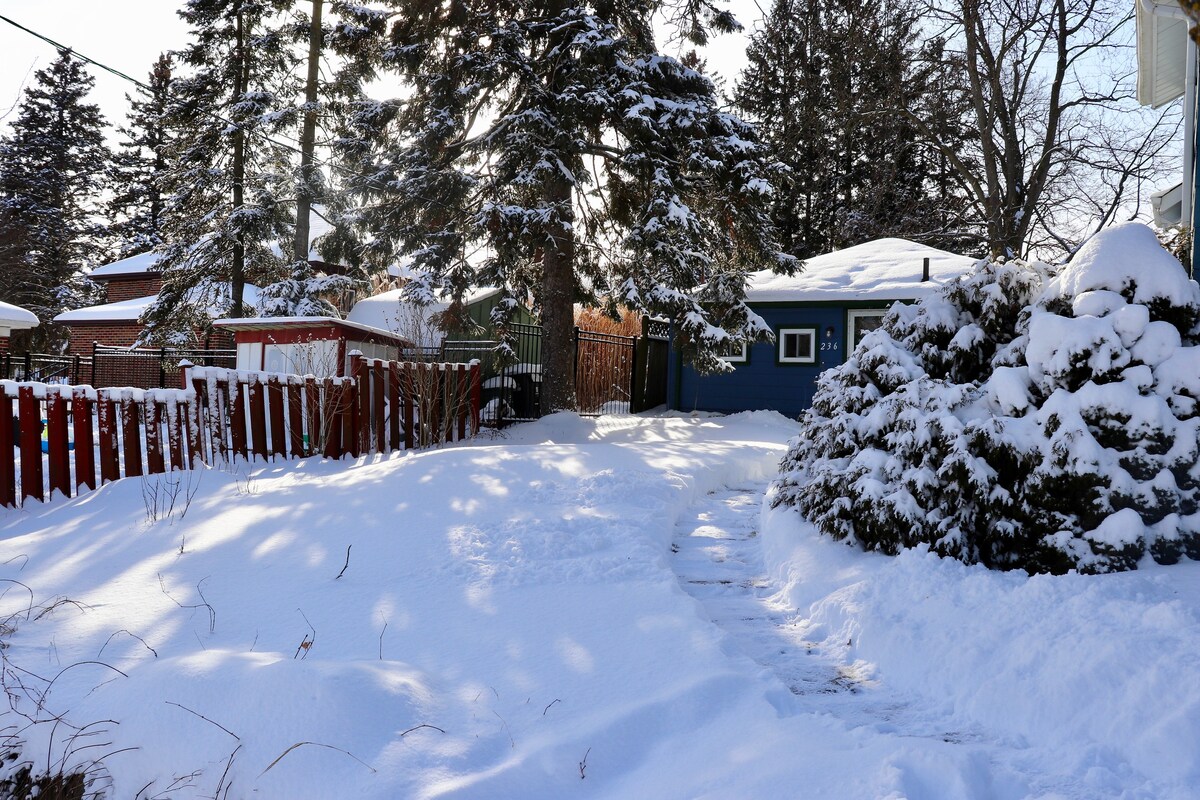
[396,322,665,425]
[90,345,237,389]
[0,352,90,384]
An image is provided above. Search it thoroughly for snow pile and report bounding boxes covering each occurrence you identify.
[775,223,1200,572]
[759,504,1200,798]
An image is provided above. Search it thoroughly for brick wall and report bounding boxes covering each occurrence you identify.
[100,275,162,303]
[64,322,145,355]
[0,336,8,354]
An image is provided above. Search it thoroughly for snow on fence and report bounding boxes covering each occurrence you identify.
[0,353,482,508]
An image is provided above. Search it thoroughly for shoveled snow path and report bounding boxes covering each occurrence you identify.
[671,482,982,741]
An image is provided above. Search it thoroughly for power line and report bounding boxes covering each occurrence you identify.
[0,11,451,219]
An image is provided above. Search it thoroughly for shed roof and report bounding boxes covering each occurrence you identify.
[744,238,977,303]
[213,315,411,347]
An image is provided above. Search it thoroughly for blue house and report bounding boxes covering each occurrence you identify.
[1136,0,1198,274]
[667,238,977,418]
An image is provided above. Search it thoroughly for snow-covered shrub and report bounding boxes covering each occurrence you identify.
[775,224,1200,573]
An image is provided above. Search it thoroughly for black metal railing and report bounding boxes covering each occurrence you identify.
[90,344,236,389]
[0,352,90,384]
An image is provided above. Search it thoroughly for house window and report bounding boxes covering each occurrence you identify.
[847,309,886,350]
[777,327,817,364]
[717,339,749,363]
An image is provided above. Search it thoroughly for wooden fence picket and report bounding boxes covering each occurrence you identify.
[309,376,324,455]
[457,364,468,441]
[73,388,96,491]
[268,377,286,460]
[248,378,267,461]
[403,364,415,451]
[372,361,386,456]
[18,386,43,504]
[46,391,70,499]
[168,400,186,472]
[98,392,119,484]
[121,394,144,478]
[146,400,165,475]
[0,394,13,507]
[322,378,341,459]
[287,381,305,459]
[387,364,401,452]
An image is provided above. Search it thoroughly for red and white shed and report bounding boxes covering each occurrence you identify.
[212,317,413,377]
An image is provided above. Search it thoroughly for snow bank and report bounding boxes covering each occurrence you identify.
[760,501,1200,797]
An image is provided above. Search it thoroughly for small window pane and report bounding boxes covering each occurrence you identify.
[778,328,816,363]
[851,313,885,347]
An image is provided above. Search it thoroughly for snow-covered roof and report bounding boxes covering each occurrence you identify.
[0,300,39,331]
[55,284,262,324]
[1136,0,1189,108]
[744,238,977,303]
[347,286,502,334]
[88,251,161,280]
[89,207,340,280]
[213,315,409,344]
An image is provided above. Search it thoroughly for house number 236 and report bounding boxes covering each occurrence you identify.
[820,342,838,351]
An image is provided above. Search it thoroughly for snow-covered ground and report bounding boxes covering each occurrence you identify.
[0,412,1196,798]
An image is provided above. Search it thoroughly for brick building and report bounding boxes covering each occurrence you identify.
[54,252,245,354]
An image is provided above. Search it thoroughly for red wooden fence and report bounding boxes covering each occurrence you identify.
[0,354,481,509]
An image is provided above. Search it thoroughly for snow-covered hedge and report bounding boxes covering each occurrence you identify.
[774,224,1200,573]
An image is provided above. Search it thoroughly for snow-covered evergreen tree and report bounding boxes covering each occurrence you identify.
[107,54,174,261]
[145,0,296,342]
[255,0,377,319]
[0,50,108,350]
[335,0,793,412]
[775,224,1200,574]
[733,0,979,258]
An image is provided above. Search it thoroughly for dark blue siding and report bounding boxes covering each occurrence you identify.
[672,305,852,419]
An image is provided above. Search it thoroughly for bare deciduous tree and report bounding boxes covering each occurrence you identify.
[911,0,1179,258]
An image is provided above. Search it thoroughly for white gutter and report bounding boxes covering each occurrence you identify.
[1141,0,1196,228]
[1139,0,1189,19]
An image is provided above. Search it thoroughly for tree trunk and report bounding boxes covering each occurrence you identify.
[293,0,323,265]
[231,7,248,318]
[539,174,576,415]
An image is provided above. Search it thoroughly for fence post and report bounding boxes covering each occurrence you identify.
[91,341,98,386]
[469,359,481,435]
[179,359,193,390]
[630,333,643,413]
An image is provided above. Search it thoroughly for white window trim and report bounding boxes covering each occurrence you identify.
[846,309,887,351]
[777,327,817,364]
[718,341,749,363]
